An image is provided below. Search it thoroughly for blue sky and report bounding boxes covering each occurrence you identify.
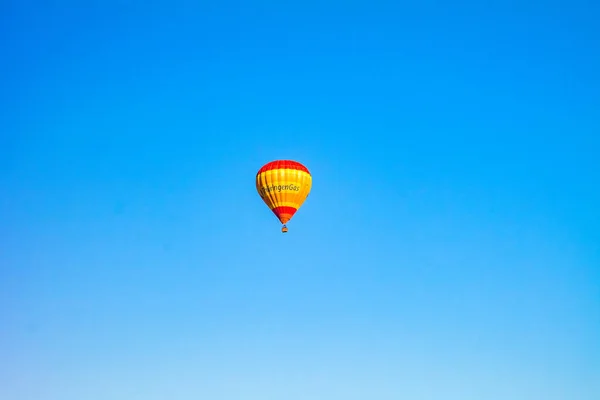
[1,1,599,399]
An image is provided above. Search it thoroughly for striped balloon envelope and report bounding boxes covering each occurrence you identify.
[255,160,312,233]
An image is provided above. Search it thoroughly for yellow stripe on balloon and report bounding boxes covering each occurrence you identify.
[257,169,311,179]
[256,168,311,215]
[261,201,303,210]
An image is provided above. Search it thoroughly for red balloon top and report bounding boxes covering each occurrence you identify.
[256,160,310,175]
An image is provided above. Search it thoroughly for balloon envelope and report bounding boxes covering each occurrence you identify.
[255,160,312,229]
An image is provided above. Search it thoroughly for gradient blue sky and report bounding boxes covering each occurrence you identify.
[2,1,599,399]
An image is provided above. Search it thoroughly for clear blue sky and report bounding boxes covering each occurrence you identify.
[2,1,599,399]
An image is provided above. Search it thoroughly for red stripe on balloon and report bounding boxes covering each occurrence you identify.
[272,206,298,223]
[257,160,310,175]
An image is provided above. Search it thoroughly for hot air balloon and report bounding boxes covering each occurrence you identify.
[255,160,312,233]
